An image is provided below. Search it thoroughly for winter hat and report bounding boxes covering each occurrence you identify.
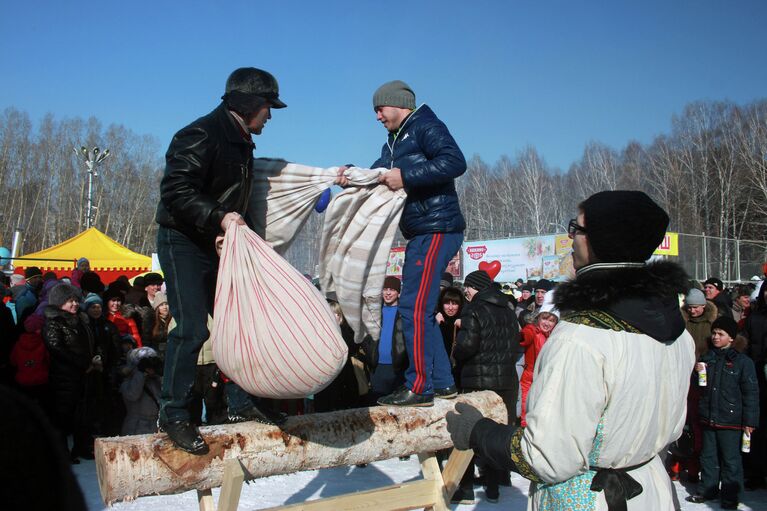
[10,274,24,287]
[150,291,168,309]
[537,290,560,319]
[47,283,82,308]
[440,272,454,289]
[734,285,752,298]
[24,267,42,280]
[535,279,553,292]
[102,286,125,303]
[143,272,164,286]
[79,271,105,294]
[383,276,401,293]
[127,346,159,366]
[703,277,724,292]
[373,80,416,110]
[580,191,669,263]
[82,292,103,312]
[711,316,738,340]
[464,270,492,291]
[684,288,706,307]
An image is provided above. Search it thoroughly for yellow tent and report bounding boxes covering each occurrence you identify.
[19,227,151,273]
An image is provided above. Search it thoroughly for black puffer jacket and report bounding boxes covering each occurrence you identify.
[42,306,95,412]
[155,103,255,248]
[453,288,520,390]
[371,104,466,239]
[698,344,759,429]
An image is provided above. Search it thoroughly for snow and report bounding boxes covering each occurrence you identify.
[72,455,767,511]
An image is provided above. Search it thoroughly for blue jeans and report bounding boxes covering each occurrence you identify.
[699,426,744,504]
[400,232,463,395]
[157,227,252,422]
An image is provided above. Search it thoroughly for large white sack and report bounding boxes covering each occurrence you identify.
[211,223,347,398]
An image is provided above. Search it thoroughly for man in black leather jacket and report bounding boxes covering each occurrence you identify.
[155,67,288,454]
[372,80,467,407]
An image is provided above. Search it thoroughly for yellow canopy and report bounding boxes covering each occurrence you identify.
[20,227,152,271]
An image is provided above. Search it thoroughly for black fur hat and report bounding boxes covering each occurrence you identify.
[580,191,668,263]
[48,283,82,308]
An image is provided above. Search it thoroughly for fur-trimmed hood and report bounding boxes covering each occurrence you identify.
[554,261,689,343]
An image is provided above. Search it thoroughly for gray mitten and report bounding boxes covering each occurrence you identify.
[445,402,484,450]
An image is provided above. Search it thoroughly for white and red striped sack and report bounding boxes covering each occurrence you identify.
[211,223,347,398]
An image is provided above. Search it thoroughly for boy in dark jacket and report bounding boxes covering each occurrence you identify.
[687,316,759,509]
[451,270,520,504]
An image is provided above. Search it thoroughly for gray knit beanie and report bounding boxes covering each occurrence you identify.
[684,288,706,307]
[373,80,416,110]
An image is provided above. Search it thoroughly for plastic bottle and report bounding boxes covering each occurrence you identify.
[742,430,751,453]
[698,363,707,386]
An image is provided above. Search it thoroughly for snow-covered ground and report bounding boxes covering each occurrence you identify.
[73,456,767,511]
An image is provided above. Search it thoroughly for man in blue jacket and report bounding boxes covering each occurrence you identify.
[373,80,467,407]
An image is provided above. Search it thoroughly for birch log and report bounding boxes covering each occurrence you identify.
[95,391,506,504]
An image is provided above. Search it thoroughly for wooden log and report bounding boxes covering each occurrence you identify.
[95,390,506,504]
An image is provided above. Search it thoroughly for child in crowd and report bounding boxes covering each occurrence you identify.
[519,308,559,427]
[687,316,759,510]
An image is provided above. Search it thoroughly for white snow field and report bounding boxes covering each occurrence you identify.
[73,455,767,511]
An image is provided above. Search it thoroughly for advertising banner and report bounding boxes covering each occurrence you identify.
[386,247,405,277]
[462,236,561,282]
[654,232,679,256]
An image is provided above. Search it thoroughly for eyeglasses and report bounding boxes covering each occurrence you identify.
[567,219,587,237]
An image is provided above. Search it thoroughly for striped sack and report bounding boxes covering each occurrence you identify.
[211,223,348,398]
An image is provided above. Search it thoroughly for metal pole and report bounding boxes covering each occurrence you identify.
[86,161,94,229]
[701,232,708,279]
[9,229,23,271]
[735,238,741,283]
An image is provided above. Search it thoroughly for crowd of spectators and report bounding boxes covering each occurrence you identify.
[0,259,764,506]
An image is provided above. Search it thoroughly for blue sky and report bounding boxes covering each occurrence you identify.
[2,0,765,171]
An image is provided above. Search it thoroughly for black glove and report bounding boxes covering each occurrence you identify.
[446,402,485,450]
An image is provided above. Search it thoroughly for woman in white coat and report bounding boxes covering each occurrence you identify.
[447,191,696,511]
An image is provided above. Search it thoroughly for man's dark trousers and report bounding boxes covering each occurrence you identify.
[399,232,463,396]
[157,227,251,423]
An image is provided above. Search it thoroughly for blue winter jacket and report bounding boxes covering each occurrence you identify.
[371,105,466,239]
[698,346,759,429]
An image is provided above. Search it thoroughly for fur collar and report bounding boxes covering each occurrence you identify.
[554,260,689,312]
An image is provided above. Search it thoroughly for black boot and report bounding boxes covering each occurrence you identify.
[228,404,287,425]
[450,486,476,505]
[161,420,209,454]
[377,386,433,407]
[435,385,458,399]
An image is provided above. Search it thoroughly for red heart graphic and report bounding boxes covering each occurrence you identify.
[478,260,501,280]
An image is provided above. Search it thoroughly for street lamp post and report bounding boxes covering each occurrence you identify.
[74,146,110,229]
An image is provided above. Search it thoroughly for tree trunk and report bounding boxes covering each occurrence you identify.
[95,390,506,504]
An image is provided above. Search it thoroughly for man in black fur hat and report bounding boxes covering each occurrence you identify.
[446,190,696,510]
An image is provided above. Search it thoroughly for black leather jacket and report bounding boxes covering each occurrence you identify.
[453,288,520,391]
[371,105,466,239]
[155,103,255,248]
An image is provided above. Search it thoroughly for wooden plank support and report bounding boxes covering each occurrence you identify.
[217,458,246,511]
[197,489,214,511]
[440,449,475,499]
[260,480,439,511]
[95,390,506,504]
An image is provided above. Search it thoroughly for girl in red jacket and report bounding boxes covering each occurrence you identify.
[519,309,558,427]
